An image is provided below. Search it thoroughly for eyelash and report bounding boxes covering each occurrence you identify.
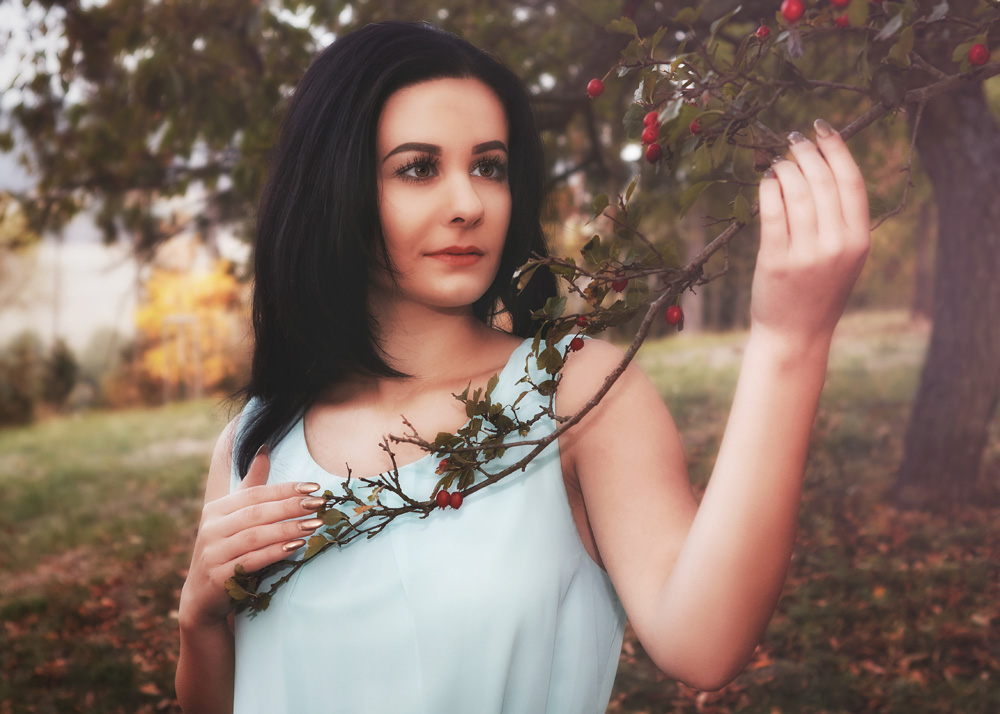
[393,154,509,183]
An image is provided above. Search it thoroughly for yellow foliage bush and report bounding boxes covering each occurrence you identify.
[134,260,248,398]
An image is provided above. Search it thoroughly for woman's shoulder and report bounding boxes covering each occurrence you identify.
[555,337,652,419]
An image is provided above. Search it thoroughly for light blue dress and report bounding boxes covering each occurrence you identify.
[230,337,627,713]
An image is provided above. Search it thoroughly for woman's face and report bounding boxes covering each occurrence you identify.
[375,77,511,312]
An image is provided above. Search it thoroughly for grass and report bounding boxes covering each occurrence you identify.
[1,310,997,713]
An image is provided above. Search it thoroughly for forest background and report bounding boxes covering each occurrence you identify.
[0,0,997,712]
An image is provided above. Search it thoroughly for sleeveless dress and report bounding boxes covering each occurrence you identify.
[230,336,627,713]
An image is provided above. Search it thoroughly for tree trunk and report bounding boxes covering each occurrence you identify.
[909,201,934,322]
[893,82,1000,506]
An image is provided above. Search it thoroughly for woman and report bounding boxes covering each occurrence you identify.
[176,20,870,713]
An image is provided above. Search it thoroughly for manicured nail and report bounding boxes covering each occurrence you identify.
[295,482,321,494]
[763,167,776,179]
[300,496,326,510]
[282,539,307,553]
[813,118,835,137]
[771,155,786,166]
[298,518,324,532]
[255,444,270,459]
[787,131,807,145]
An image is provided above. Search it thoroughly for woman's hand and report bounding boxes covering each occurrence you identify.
[751,119,870,352]
[178,446,324,628]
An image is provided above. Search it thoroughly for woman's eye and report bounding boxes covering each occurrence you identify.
[404,162,434,179]
[472,158,507,180]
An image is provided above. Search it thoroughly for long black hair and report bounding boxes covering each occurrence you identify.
[233,21,557,478]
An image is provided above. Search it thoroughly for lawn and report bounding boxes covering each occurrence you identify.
[1,310,997,713]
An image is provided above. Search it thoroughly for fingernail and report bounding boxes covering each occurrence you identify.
[298,518,324,532]
[295,482,321,494]
[282,539,307,553]
[813,118,835,137]
[763,167,776,179]
[787,131,807,145]
[300,496,326,510]
[771,155,786,166]
[255,444,270,459]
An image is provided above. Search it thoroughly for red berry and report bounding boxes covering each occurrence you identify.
[587,78,604,98]
[756,24,771,40]
[645,143,662,164]
[781,0,805,23]
[665,305,683,326]
[641,124,659,144]
[611,278,628,292]
[450,491,464,509]
[575,315,590,327]
[437,458,450,473]
[569,336,585,352]
[436,490,450,508]
[643,110,659,127]
[690,118,702,135]
[834,14,849,27]
[969,43,989,66]
[830,0,849,8]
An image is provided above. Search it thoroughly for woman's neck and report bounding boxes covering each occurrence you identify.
[341,297,507,404]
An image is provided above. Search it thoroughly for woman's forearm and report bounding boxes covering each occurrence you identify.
[175,611,235,714]
[652,329,830,688]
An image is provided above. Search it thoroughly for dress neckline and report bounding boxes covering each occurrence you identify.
[297,336,534,481]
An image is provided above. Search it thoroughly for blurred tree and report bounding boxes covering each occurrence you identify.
[0,191,41,310]
[133,259,247,402]
[3,0,997,504]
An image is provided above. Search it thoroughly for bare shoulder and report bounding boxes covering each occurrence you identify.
[555,337,659,427]
[204,416,240,504]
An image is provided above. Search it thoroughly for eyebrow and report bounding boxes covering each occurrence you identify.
[381,140,508,163]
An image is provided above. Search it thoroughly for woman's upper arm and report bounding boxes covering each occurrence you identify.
[557,339,696,646]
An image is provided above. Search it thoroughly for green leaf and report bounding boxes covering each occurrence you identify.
[951,41,972,63]
[225,577,251,602]
[622,37,643,66]
[887,25,914,68]
[581,235,605,267]
[650,26,668,55]
[537,379,558,397]
[710,4,743,42]
[625,175,640,205]
[322,509,347,526]
[625,279,649,309]
[515,262,539,291]
[857,46,872,85]
[623,103,646,140]
[536,345,565,375]
[607,17,638,36]
[675,6,701,24]
[848,0,870,27]
[548,261,578,280]
[592,194,610,218]
[679,181,713,217]
[870,65,905,109]
[543,296,567,320]
[486,373,499,397]
[303,535,326,560]
[733,191,752,225]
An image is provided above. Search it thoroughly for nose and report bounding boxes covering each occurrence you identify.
[445,174,485,228]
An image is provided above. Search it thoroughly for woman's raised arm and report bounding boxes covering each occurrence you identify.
[559,120,869,691]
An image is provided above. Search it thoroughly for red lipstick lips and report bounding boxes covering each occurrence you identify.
[426,246,484,266]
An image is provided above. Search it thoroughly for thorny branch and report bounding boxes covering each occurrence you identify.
[227,25,1000,616]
